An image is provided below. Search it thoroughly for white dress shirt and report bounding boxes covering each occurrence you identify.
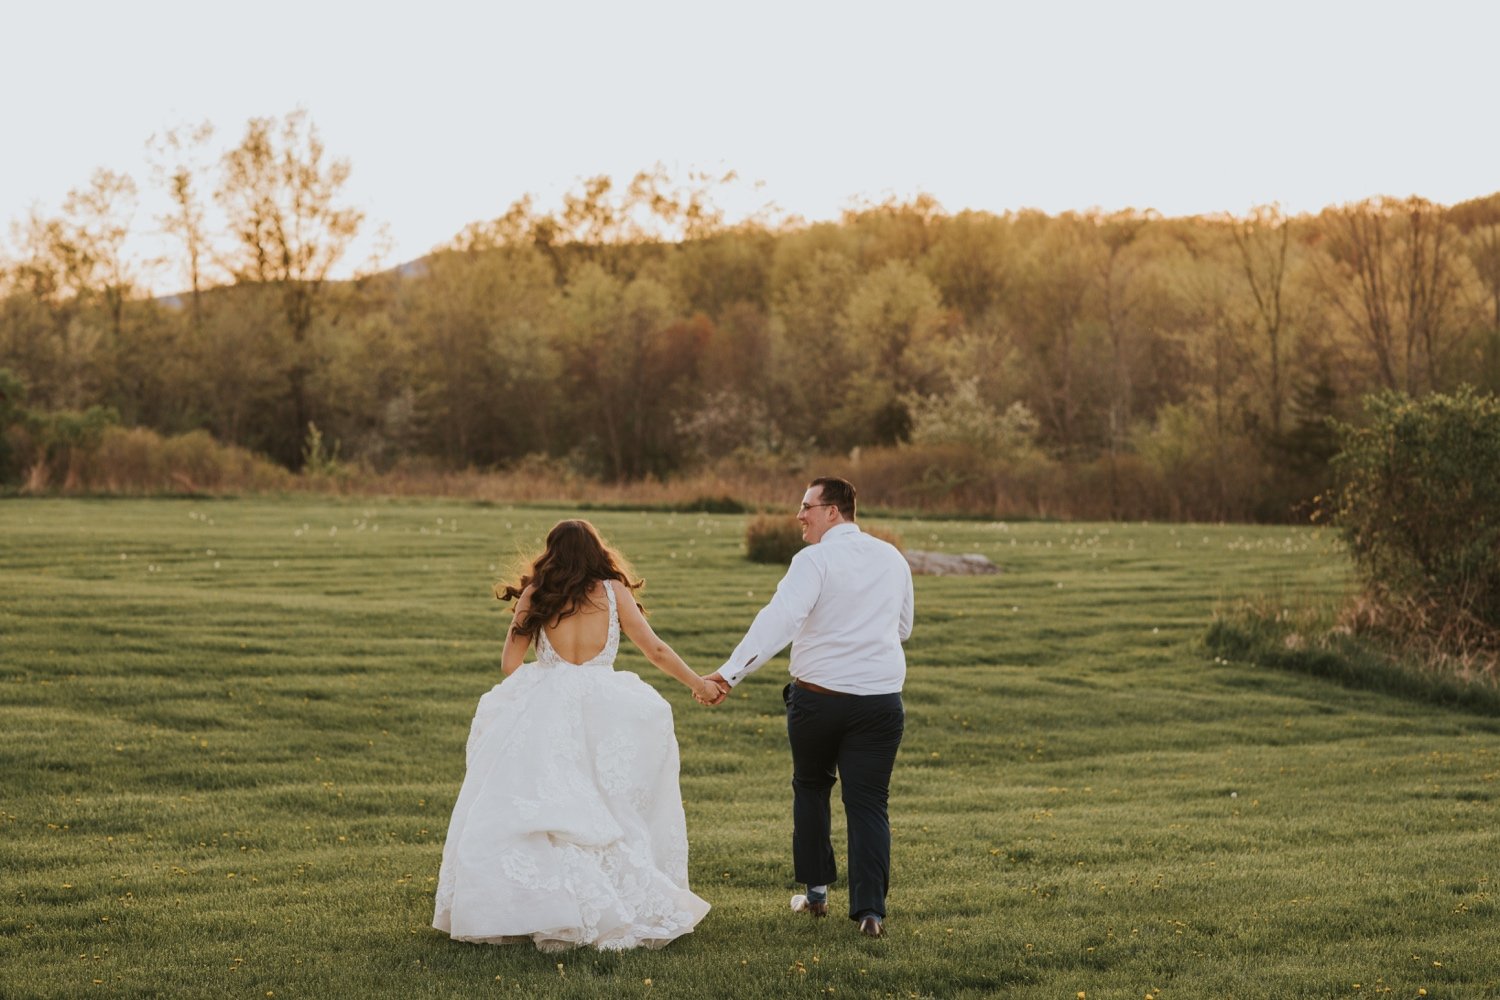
[720,523,914,695]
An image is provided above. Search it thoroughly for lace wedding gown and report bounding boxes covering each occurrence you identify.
[432,580,710,950]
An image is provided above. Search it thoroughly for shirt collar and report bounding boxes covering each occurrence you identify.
[820,522,861,542]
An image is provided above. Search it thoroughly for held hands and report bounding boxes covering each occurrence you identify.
[693,672,731,707]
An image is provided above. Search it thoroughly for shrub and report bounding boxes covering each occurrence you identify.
[1204,597,1500,714]
[824,441,1058,517]
[744,514,904,565]
[904,379,1041,460]
[745,514,805,564]
[680,495,749,514]
[1134,399,1275,521]
[73,426,292,494]
[1332,387,1500,650]
[864,524,906,552]
[0,368,25,485]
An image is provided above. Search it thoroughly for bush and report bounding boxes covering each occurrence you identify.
[63,425,292,494]
[864,524,906,552]
[0,368,25,485]
[1134,399,1276,521]
[744,514,905,565]
[1332,387,1500,650]
[824,441,1059,517]
[1204,597,1500,714]
[679,495,749,514]
[745,514,805,564]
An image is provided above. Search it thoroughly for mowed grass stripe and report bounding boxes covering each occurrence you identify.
[2,498,1497,999]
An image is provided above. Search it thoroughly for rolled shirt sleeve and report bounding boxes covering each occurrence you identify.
[898,568,915,642]
[719,524,913,694]
[719,550,825,686]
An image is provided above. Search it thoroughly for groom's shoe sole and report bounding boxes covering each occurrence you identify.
[858,915,884,938]
[790,894,828,917]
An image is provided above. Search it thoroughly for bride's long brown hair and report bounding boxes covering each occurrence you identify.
[496,519,644,637]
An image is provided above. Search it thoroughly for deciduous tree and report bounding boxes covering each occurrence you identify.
[215,110,363,464]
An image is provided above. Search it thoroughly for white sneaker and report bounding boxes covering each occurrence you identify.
[790,893,828,916]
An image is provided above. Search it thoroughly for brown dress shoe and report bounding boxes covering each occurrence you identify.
[858,915,884,938]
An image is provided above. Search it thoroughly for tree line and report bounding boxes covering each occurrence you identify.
[3,111,1499,519]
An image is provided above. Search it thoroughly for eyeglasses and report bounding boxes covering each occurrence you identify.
[799,502,837,513]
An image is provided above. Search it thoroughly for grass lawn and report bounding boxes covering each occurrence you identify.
[2,497,1497,999]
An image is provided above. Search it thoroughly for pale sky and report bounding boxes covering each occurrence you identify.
[2,0,1496,289]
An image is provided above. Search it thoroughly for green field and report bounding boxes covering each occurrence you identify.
[2,498,1498,999]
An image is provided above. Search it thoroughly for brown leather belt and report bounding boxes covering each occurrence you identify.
[793,678,849,696]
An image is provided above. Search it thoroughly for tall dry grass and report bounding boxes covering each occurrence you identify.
[301,455,810,510]
[18,426,293,495]
[12,428,1289,522]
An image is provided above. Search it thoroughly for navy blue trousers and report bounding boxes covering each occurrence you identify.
[783,682,905,920]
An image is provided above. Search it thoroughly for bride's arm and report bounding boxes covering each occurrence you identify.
[500,586,536,676]
[614,582,717,701]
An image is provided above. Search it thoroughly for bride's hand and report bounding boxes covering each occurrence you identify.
[693,675,725,706]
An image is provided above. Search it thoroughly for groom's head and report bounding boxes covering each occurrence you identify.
[798,477,856,544]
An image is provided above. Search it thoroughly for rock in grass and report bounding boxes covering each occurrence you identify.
[903,550,1000,576]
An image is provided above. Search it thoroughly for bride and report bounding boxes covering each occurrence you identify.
[432,519,718,951]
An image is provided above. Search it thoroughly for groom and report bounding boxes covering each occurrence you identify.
[705,477,914,938]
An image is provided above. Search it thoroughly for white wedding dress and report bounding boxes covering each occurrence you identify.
[432,580,710,950]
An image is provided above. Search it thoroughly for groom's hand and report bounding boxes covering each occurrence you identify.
[703,672,731,706]
[692,674,726,706]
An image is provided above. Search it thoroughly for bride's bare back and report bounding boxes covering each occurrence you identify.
[499,564,709,704]
[541,581,612,664]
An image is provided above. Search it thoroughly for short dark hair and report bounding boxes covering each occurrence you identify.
[808,477,856,520]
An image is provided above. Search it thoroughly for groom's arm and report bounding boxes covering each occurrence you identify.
[716,552,824,687]
[898,564,915,642]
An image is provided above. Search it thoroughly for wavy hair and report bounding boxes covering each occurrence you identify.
[495,519,644,637]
